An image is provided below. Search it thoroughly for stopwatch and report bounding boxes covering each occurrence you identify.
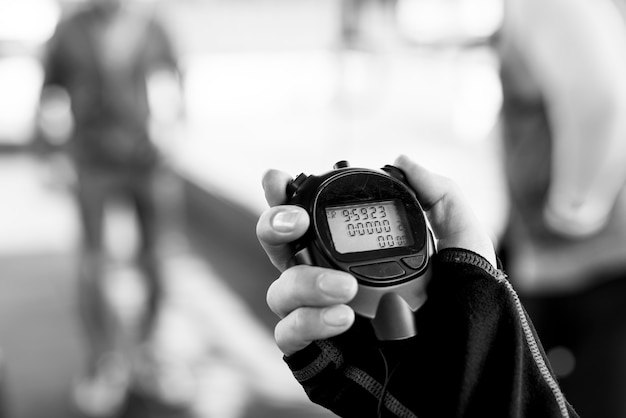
[286,161,435,340]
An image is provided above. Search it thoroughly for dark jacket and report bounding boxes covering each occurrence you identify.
[283,248,579,418]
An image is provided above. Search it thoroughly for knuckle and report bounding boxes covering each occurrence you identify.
[291,308,319,344]
[255,209,272,240]
[275,309,314,355]
[291,307,307,333]
[266,279,281,316]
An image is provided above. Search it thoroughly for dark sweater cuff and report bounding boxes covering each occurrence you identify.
[434,247,503,279]
[284,339,344,383]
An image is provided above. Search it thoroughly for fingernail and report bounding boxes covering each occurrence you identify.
[323,305,353,327]
[318,273,356,299]
[271,209,301,232]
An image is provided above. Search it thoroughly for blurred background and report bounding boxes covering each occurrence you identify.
[0,0,516,417]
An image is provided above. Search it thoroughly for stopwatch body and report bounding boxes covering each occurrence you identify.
[286,161,436,340]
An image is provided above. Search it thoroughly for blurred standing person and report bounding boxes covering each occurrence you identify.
[498,0,626,417]
[38,0,182,415]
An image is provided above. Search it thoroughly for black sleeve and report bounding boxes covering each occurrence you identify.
[283,248,579,418]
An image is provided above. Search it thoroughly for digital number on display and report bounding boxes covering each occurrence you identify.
[326,201,414,254]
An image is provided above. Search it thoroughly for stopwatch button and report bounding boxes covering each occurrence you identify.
[286,173,308,197]
[333,161,350,169]
[382,165,408,183]
[401,255,425,270]
[350,261,405,280]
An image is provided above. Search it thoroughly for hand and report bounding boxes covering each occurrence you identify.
[393,155,496,267]
[256,155,496,356]
[256,169,358,356]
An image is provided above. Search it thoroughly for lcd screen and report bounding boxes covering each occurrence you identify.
[325,200,414,254]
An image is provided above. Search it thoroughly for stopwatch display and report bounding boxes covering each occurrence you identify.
[325,200,415,254]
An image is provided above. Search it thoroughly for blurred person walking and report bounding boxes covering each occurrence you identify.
[38,0,182,415]
[498,0,626,417]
